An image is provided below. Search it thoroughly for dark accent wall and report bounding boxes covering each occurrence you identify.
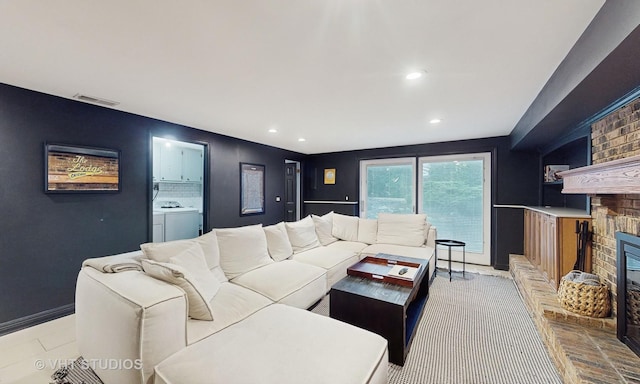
[304,136,539,270]
[0,83,303,331]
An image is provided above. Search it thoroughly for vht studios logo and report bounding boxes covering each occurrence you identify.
[34,358,142,371]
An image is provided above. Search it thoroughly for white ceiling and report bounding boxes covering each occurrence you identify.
[0,1,605,154]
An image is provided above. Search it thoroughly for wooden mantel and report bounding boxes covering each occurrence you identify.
[558,154,640,194]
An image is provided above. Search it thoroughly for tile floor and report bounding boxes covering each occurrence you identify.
[0,260,507,384]
[0,314,78,384]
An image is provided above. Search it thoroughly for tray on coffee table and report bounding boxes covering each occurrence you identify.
[347,255,423,287]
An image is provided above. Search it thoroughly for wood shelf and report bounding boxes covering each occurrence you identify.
[558,154,640,194]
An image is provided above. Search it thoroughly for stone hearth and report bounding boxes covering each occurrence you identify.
[510,255,640,384]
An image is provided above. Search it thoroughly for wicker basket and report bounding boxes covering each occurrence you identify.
[557,270,611,318]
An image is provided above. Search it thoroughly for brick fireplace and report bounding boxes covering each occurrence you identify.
[589,97,640,319]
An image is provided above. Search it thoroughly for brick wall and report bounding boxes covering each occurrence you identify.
[590,97,640,317]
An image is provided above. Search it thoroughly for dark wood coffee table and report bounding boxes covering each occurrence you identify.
[329,253,429,366]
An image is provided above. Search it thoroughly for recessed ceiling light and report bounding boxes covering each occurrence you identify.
[298,138,306,142]
[268,128,278,133]
[406,71,424,80]
[430,118,442,124]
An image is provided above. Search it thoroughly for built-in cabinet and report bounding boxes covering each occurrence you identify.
[153,138,203,183]
[182,148,203,182]
[523,207,592,289]
[152,212,165,242]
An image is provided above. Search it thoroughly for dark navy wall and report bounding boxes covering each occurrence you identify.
[0,81,547,332]
[304,136,540,270]
[0,83,303,331]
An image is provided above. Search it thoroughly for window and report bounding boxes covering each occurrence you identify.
[359,158,416,219]
[419,153,491,265]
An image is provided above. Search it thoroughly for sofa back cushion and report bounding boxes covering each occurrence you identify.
[140,230,227,282]
[357,218,378,244]
[263,222,294,261]
[215,224,273,279]
[285,216,321,253]
[331,213,359,242]
[141,242,220,321]
[376,213,426,247]
[312,212,338,246]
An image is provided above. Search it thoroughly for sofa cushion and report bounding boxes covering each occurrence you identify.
[215,224,273,279]
[332,213,359,241]
[231,260,326,308]
[312,212,338,246]
[376,213,426,247]
[140,230,228,283]
[327,241,369,254]
[357,218,378,244]
[285,216,321,253]
[291,247,359,288]
[361,243,433,261]
[141,243,220,321]
[154,304,389,384]
[263,222,293,261]
[186,282,273,344]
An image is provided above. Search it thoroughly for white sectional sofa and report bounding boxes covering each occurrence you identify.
[76,212,436,384]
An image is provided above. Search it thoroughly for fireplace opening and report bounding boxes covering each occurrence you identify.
[617,231,640,357]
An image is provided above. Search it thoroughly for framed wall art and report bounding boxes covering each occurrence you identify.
[240,162,265,215]
[44,143,120,193]
[324,168,336,184]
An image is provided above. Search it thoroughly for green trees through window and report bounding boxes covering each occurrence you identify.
[365,164,414,218]
[361,153,490,264]
[421,159,484,253]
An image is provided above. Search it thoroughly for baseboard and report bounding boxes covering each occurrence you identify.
[493,264,509,271]
[0,303,75,336]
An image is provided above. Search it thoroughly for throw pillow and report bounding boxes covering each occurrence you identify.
[263,222,294,261]
[215,224,273,279]
[357,218,378,244]
[312,212,338,246]
[140,230,227,282]
[376,213,427,247]
[141,243,220,321]
[424,221,432,244]
[285,216,321,253]
[331,213,359,241]
[140,239,192,263]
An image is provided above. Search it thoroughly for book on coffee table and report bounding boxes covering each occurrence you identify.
[387,265,418,280]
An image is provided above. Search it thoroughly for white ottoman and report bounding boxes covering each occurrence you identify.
[154,304,388,384]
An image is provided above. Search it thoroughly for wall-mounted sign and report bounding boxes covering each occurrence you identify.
[324,168,336,184]
[44,143,120,193]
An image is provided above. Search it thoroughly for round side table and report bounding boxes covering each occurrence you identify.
[435,239,466,282]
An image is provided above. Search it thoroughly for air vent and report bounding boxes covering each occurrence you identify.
[73,93,120,107]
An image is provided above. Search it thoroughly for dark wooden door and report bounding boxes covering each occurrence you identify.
[284,163,297,222]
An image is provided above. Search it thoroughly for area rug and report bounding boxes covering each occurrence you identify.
[57,272,560,384]
[311,272,562,384]
[50,356,103,384]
